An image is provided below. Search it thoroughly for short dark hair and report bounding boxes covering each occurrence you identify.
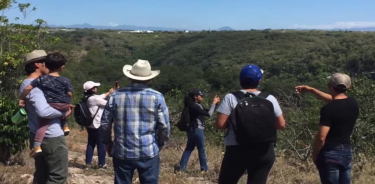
[130,79,150,84]
[45,52,67,71]
[333,84,347,93]
[240,81,259,89]
[24,60,45,74]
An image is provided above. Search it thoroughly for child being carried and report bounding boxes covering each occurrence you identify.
[19,52,73,157]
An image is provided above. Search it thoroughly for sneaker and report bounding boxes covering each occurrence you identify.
[99,164,108,170]
[85,164,91,170]
[63,126,70,136]
[174,165,182,174]
[30,146,42,157]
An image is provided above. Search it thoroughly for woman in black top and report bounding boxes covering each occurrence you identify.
[176,89,220,172]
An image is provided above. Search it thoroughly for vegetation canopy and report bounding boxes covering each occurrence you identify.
[2,2,375,183]
[0,0,59,163]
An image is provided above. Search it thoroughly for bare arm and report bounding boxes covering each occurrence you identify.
[310,88,332,103]
[275,115,286,130]
[296,85,332,103]
[313,125,330,162]
[216,112,229,129]
[67,92,73,99]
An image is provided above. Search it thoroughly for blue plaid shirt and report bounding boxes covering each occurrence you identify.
[100,83,170,160]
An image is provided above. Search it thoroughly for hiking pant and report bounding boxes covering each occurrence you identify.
[85,127,106,166]
[113,155,160,184]
[179,127,208,171]
[316,144,353,184]
[29,132,68,184]
[218,143,275,184]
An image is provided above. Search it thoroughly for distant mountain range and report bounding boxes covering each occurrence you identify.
[217,26,235,31]
[46,23,375,32]
[47,23,183,31]
[47,23,236,31]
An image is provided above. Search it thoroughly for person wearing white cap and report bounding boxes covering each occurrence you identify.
[100,59,170,184]
[82,81,114,169]
[295,73,359,184]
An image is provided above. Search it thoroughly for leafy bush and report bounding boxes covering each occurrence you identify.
[0,1,59,162]
[0,96,29,163]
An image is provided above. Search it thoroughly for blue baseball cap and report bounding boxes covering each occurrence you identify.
[239,64,263,85]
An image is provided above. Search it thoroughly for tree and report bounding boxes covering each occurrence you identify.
[0,0,59,164]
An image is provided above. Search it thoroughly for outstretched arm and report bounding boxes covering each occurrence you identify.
[190,104,211,117]
[295,85,332,103]
[310,88,332,103]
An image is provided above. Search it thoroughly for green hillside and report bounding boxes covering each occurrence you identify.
[53,29,375,95]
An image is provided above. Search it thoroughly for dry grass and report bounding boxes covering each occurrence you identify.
[2,129,375,184]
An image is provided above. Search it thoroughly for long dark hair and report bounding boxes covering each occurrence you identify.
[184,93,195,107]
[83,88,95,99]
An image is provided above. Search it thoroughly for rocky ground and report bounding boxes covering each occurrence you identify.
[3,129,375,184]
[0,129,217,184]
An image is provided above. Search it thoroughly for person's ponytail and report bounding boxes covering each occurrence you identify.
[184,93,194,107]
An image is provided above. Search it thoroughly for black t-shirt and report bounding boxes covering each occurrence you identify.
[319,97,359,147]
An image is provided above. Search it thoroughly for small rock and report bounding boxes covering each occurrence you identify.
[20,174,33,184]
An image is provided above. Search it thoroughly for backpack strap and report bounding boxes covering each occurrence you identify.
[225,91,245,136]
[82,95,100,115]
[257,92,270,99]
[230,91,246,101]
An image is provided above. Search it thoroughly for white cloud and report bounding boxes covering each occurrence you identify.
[109,22,119,27]
[294,21,375,29]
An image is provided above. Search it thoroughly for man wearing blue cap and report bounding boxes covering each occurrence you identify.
[215,64,286,184]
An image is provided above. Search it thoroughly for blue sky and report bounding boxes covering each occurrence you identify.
[5,0,375,30]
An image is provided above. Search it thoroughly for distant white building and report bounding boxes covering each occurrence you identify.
[127,30,154,33]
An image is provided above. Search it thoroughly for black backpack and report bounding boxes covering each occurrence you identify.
[228,91,276,146]
[74,95,99,127]
[175,106,191,132]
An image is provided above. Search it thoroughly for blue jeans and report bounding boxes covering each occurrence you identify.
[179,127,208,171]
[113,155,160,184]
[316,144,353,184]
[85,127,106,166]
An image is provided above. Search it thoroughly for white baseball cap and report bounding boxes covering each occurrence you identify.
[83,81,101,92]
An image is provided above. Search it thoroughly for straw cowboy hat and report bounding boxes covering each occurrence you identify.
[123,59,160,81]
[23,50,47,65]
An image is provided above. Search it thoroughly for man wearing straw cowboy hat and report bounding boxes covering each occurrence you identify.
[19,50,71,184]
[100,59,170,184]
